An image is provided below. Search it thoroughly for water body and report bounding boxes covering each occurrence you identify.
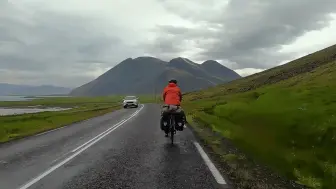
[0,95,72,116]
[0,96,36,101]
[0,107,72,116]
[0,95,69,102]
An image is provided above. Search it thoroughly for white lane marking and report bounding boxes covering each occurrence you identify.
[71,106,143,153]
[33,107,128,137]
[193,141,227,185]
[51,151,73,164]
[71,119,126,153]
[18,105,144,189]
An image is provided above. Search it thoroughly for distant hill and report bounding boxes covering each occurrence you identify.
[70,57,241,96]
[0,83,72,96]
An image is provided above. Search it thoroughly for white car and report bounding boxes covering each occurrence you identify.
[122,96,139,108]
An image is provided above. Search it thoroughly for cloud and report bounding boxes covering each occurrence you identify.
[1,0,336,87]
[150,0,336,70]
[234,68,265,77]
[0,0,175,87]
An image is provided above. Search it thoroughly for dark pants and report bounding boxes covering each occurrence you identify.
[160,105,186,133]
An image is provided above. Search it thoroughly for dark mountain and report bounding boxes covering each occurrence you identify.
[201,60,241,80]
[168,57,224,84]
[70,57,241,96]
[0,83,72,96]
[70,57,167,96]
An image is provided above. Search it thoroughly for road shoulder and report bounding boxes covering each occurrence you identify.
[186,119,308,189]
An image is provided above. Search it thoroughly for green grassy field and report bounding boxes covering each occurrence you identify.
[0,95,155,143]
[183,45,336,188]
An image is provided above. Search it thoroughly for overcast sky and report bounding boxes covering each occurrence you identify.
[1,0,336,88]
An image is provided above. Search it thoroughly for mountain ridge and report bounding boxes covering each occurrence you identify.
[0,83,72,96]
[70,57,241,96]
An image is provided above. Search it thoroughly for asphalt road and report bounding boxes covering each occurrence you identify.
[0,104,228,189]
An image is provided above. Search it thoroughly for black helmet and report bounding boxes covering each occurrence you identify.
[169,79,177,84]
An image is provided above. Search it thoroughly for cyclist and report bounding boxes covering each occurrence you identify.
[160,79,186,137]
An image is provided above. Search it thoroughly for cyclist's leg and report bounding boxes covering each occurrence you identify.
[180,108,187,123]
[160,105,168,130]
[160,116,164,130]
[171,107,182,131]
[163,111,170,137]
[164,117,169,137]
[176,106,186,123]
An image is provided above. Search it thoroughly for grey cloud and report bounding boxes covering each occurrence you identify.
[0,68,93,88]
[2,0,336,87]
[0,1,141,86]
[152,0,336,69]
[141,33,187,60]
[156,0,225,23]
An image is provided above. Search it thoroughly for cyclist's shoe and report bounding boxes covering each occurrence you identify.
[164,127,169,136]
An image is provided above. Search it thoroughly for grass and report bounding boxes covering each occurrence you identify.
[183,44,336,188]
[0,95,155,143]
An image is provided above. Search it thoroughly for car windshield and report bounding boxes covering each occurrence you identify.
[124,96,136,100]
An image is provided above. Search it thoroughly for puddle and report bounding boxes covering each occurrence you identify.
[0,107,72,116]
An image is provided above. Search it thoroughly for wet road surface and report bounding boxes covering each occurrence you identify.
[0,104,229,189]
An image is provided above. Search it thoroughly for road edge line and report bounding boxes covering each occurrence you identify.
[193,141,227,185]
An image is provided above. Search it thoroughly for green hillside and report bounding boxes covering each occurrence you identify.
[183,44,336,188]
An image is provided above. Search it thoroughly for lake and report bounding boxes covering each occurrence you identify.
[0,96,36,101]
[0,107,72,116]
[0,95,72,116]
[0,95,69,102]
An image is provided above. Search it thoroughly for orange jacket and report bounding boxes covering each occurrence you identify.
[162,83,182,105]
